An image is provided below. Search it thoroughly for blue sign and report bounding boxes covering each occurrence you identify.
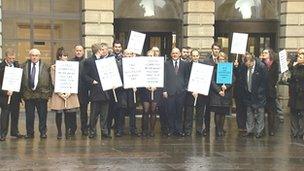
[216,62,233,84]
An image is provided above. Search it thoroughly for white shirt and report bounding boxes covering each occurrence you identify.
[172,59,180,68]
[31,61,39,90]
[247,61,256,85]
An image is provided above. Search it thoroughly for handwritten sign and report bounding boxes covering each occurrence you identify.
[95,57,122,91]
[54,61,79,94]
[187,63,214,96]
[231,32,248,55]
[127,31,146,55]
[2,67,23,92]
[123,57,164,88]
[216,62,233,85]
[279,50,289,73]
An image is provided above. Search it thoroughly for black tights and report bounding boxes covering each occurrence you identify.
[142,102,157,133]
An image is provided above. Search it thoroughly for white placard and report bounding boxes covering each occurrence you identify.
[187,63,214,96]
[54,61,79,94]
[123,57,164,89]
[95,57,122,91]
[2,67,23,92]
[231,32,248,55]
[127,31,146,55]
[279,49,289,73]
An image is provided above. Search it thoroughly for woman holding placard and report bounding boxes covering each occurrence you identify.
[209,52,234,137]
[139,48,162,137]
[260,48,279,136]
[50,47,79,139]
[288,48,304,140]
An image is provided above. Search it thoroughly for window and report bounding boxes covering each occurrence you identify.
[2,0,81,64]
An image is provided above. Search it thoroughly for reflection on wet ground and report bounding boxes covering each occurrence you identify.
[0,113,304,170]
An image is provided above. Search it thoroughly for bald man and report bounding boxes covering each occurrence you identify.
[163,48,190,136]
[21,49,52,139]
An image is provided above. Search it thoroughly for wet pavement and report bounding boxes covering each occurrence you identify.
[1,113,304,170]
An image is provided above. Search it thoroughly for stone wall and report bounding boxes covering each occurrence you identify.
[183,0,215,53]
[280,0,304,52]
[82,0,114,56]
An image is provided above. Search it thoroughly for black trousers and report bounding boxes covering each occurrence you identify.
[79,99,89,133]
[184,103,207,134]
[167,92,186,134]
[235,97,247,129]
[89,101,109,135]
[204,105,211,130]
[25,99,48,135]
[266,97,278,133]
[159,98,169,133]
[0,102,20,137]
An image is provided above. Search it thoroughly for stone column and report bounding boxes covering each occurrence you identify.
[183,0,215,54]
[279,0,304,111]
[0,0,2,59]
[280,0,304,52]
[82,0,114,56]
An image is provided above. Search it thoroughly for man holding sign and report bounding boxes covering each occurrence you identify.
[83,43,111,139]
[0,49,23,141]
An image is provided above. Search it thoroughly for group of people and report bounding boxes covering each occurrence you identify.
[0,40,302,141]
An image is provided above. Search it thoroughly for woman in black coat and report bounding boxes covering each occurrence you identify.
[260,48,279,136]
[288,48,304,140]
[209,52,234,137]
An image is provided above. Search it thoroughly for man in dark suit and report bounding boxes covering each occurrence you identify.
[21,49,52,139]
[83,43,111,139]
[71,45,89,136]
[202,43,221,136]
[163,48,189,136]
[240,53,267,138]
[0,49,23,141]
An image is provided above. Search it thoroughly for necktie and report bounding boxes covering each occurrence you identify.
[30,63,36,89]
[174,61,179,74]
[247,67,253,92]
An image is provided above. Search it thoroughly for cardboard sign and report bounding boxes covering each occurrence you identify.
[95,57,123,91]
[188,63,214,96]
[54,61,79,94]
[231,32,248,55]
[127,31,146,55]
[216,62,233,84]
[2,67,23,92]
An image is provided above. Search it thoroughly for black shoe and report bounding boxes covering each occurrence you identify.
[57,133,62,140]
[177,132,185,137]
[115,132,122,137]
[11,133,24,138]
[255,133,263,138]
[203,129,209,136]
[89,133,96,139]
[243,132,254,137]
[216,131,223,137]
[0,136,6,141]
[149,132,155,137]
[24,134,34,139]
[269,132,275,136]
[185,132,191,136]
[40,134,47,139]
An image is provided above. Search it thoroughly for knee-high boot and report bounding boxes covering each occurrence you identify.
[56,112,62,139]
[215,114,221,137]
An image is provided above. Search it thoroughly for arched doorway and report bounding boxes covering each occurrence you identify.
[215,0,280,58]
[114,0,183,57]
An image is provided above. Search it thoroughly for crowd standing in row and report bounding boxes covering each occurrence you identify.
[0,41,303,142]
